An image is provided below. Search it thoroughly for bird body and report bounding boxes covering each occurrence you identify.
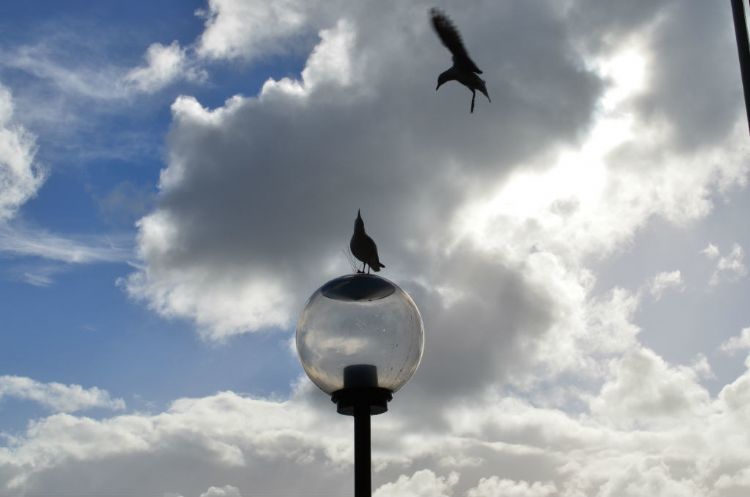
[431,8,490,113]
[350,210,385,273]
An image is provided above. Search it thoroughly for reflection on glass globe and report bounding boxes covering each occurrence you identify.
[296,274,424,395]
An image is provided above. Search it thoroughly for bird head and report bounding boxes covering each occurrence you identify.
[436,71,450,91]
[354,209,364,230]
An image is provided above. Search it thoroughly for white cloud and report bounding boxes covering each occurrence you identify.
[706,243,747,286]
[0,224,131,264]
[3,1,749,496]
[702,243,720,260]
[0,84,44,222]
[720,327,750,356]
[125,42,206,94]
[87,3,750,495]
[124,258,289,340]
[260,19,358,99]
[3,37,203,110]
[199,485,242,497]
[0,84,129,285]
[374,470,458,497]
[117,6,749,444]
[20,269,55,287]
[715,467,750,497]
[589,347,712,429]
[0,389,353,495]
[0,376,125,413]
[1,369,750,497]
[466,477,557,497]
[7,263,66,287]
[1,44,127,100]
[126,1,604,339]
[648,270,684,300]
[718,356,750,417]
[196,0,310,61]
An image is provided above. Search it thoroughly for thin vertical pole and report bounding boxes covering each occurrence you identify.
[353,405,371,497]
[732,0,750,134]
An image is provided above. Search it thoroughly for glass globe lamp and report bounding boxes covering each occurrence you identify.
[296,272,424,497]
[296,273,424,413]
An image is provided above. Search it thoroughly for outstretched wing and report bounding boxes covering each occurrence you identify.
[430,8,482,74]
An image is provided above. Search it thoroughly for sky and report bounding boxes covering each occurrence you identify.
[1,0,750,496]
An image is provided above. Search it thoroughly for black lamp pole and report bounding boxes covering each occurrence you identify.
[732,0,750,134]
[353,404,372,497]
[331,365,393,497]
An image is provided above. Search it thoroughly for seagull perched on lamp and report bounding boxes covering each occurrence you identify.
[431,8,490,113]
[350,210,385,274]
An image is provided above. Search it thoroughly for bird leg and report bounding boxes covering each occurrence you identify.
[362,262,366,273]
[471,90,476,113]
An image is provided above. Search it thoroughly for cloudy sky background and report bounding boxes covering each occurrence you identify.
[2,0,750,495]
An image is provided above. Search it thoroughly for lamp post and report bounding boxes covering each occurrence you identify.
[732,0,750,134]
[296,273,424,497]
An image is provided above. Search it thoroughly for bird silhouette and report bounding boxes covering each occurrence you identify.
[350,210,385,274]
[431,8,490,113]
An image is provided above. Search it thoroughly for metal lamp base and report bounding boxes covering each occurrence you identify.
[331,387,393,415]
[331,365,394,497]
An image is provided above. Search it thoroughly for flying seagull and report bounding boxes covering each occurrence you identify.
[431,8,490,113]
[350,209,385,274]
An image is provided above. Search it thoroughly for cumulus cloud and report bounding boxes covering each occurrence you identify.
[125,42,206,94]
[3,0,748,496]
[705,243,747,286]
[373,469,458,497]
[0,376,125,413]
[2,367,750,497]
[199,485,242,497]
[117,2,750,449]
[466,477,557,497]
[195,0,311,60]
[588,347,712,429]
[126,0,749,347]
[0,84,44,222]
[124,0,605,340]
[720,327,750,356]
[702,243,720,260]
[647,270,684,300]
[260,18,357,98]
[0,389,352,496]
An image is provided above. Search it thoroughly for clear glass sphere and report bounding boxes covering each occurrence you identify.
[296,274,424,395]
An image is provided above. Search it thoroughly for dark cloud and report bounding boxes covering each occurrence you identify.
[635,1,743,150]
[3,1,750,496]
[571,0,743,151]
[128,0,602,340]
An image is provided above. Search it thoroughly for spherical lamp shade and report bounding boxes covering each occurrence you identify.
[296,274,424,395]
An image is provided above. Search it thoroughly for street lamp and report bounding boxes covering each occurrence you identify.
[296,273,424,497]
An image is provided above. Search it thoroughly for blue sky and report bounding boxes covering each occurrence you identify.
[0,0,303,429]
[1,1,750,496]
